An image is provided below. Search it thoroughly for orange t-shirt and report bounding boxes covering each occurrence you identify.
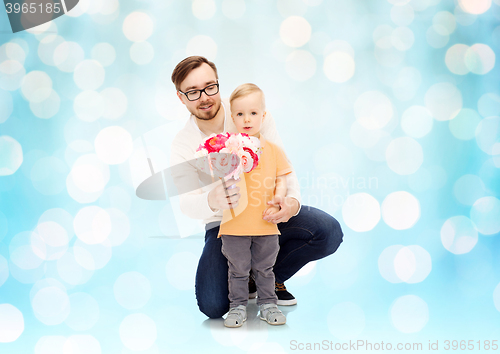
[218,136,292,237]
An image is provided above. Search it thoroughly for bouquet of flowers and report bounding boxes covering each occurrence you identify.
[194,132,262,217]
[194,132,262,180]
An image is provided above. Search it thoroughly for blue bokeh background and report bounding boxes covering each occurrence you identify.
[1,0,500,353]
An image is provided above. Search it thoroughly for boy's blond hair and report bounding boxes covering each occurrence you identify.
[229,83,266,109]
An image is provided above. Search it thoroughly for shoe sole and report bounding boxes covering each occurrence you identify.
[259,316,286,325]
[249,291,257,299]
[224,317,247,328]
[277,298,297,306]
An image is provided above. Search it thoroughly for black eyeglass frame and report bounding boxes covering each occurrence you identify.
[178,82,220,101]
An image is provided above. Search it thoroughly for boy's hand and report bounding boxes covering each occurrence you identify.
[262,195,299,224]
[263,205,280,217]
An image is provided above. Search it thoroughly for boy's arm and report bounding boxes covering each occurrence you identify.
[264,175,288,216]
[260,110,301,216]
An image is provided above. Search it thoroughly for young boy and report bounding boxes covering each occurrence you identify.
[219,83,292,327]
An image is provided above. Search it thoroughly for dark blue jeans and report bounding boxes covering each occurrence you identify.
[195,206,344,318]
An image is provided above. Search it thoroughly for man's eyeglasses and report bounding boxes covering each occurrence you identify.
[178,83,219,101]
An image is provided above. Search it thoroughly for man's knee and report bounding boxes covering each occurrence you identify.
[198,297,228,319]
[314,211,344,256]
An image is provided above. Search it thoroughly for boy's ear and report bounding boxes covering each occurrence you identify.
[176,91,185,105]
[263,111,267,119]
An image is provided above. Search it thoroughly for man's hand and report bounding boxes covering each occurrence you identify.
[262,196,299,224]
[208,178,240,212]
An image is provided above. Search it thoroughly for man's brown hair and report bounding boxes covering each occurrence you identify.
[171,56,218,91]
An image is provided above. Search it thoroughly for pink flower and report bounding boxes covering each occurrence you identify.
[242,147,259,171]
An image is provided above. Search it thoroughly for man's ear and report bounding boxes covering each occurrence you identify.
[177,91,185,105]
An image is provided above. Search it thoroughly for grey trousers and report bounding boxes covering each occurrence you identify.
[221,235,279,307]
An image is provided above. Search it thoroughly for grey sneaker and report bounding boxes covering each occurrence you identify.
[224,305,247,328]
[259,303,286,325]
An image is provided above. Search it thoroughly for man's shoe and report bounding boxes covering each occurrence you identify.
[224,305,247,328]
[275,282,297,306]
[248,275,257,299]
[259,303,286,325]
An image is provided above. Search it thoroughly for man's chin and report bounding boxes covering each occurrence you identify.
[195,103,221,121]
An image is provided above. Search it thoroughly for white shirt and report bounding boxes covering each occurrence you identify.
[169,98,302,225]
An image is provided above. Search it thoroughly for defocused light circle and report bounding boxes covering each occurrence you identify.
[10,231,44,270]
[470,197,500,235]
[464,44,495,75]
[0,60,25,91]
[91,43,116,67]
[35,336,66,354]
[379,245,404,283]
[31,286,70,325]
[30,90,60,119]
[74,90,104,122]
[433,11,456,35]
[186,35,217,61]
[280,16,312,48]
[105,208,130,246]
[426,25,449,48]
[342,193,381,232]
[192,0,216,20]
[95,126,133,165]
[401,106,433,138]
[386,137,423,175]
[53,42,84,73]
[37,35,64,66]
[445,44,469,75]
[69,154,110,196]
[21,70,52,103]
[120,313,157,351]
[453,174,486,206]
[441,215,478,255]
[0,255,8,287]
[425,82,462,121]
[350,121,383,149]
[57,250,94,286]
[31,221,68,261]
[0,304,24,342]
[123,12,154,42]
[0,90,13,123]
[390,4,414,26]
[475,116,500,155]
[0,135,23,176]
[394,245,431,283]
[354,91,393,130]
[324,40,355,58]
[449,108,482,140]
[73,239,112,270]
[478,93,500,117]
[74,60,105,91]
[285,50,316,81]
[391,295,428,333]
[458,0,492,14]
[63,335,101,354]
[130,42,154,65]
[323,51,355,83]
[391,27,414,51]
[74,206,111,245]
[382,191,420,230]
[114,271,151,309]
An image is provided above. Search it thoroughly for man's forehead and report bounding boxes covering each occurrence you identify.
[180,64,217,90]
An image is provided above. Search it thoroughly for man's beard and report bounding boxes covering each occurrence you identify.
[194,100,221,121]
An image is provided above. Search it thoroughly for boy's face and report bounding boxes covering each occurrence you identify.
[231,92,266,137]
[177,63,221,121]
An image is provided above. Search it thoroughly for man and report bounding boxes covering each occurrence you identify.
[169,56,343,319]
